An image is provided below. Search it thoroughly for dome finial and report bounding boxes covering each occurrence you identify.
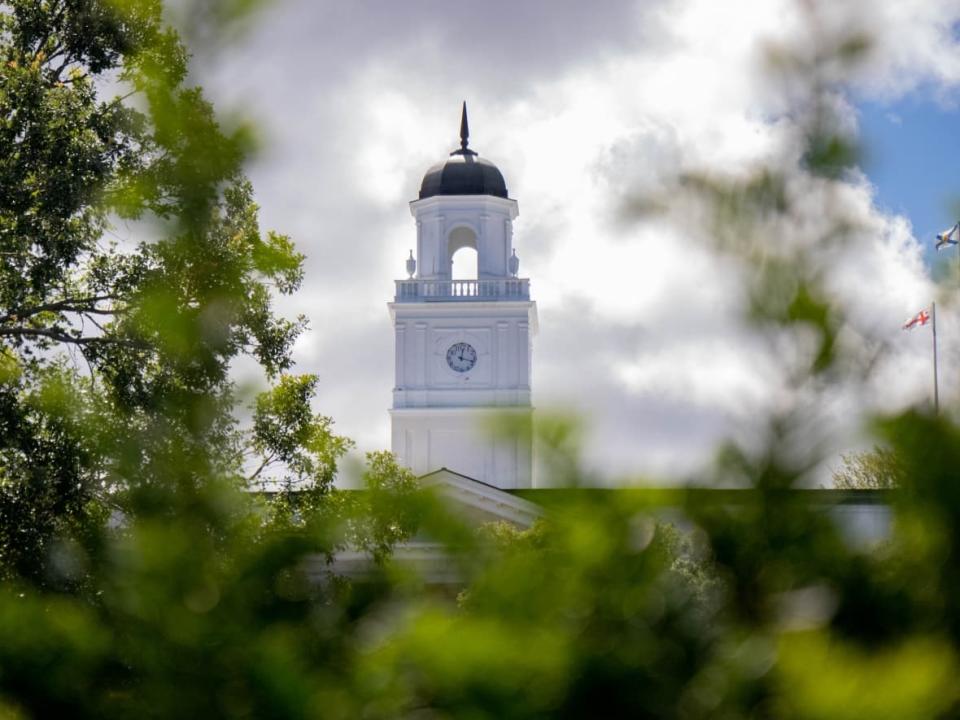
[452,101,477,156]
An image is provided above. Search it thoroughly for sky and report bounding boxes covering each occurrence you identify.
[186,0,960,484]
[859,97,960,254]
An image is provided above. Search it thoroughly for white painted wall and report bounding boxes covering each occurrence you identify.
[390,407,533,488]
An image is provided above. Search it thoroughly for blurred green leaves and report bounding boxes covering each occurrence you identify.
[2,1,960,719]
[776,632,957,720]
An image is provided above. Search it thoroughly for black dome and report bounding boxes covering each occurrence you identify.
[417,102,509,200]
[419,153,508,200]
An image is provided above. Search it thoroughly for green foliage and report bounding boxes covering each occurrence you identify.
[329,450,421,562]
[832,446,902,489]
[251,374,352,489]
[0,0,319,585]
[265,450,420,564]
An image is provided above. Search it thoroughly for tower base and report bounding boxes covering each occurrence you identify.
[390,406,533,489]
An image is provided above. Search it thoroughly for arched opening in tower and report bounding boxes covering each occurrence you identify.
[448,226,478,280]
[451,247,478,280]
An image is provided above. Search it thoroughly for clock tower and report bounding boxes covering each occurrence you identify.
[389,104,537,489]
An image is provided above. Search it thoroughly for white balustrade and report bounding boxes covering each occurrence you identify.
[395,278,529,302]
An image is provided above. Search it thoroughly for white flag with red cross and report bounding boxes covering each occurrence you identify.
[902,308,931,330]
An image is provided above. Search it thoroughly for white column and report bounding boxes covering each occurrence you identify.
[414,221,422,277]
[414,322,428,389]
[503,218,512,277]
[394,323,406,391]
[518,321,530,391]
[478,212,490,278]
[437,215,448,279]
[497,321,509,390]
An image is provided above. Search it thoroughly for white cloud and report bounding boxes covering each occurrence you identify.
[196,0,960,482]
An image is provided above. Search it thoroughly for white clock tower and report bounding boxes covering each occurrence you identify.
[389,104,537,489]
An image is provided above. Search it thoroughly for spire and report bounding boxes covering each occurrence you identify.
[451,101,477,156]
[460,101,469,150]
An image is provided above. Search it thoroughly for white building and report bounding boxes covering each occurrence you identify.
[389,104,537,489]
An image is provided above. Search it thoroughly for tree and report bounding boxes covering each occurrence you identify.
[0,0,364,584]
[832,446,902,489]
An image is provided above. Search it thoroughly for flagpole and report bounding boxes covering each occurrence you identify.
[933,301,940,414]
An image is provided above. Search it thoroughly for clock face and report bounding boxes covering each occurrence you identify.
[446,342,477,373]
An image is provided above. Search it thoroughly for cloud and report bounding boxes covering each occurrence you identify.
[193,0,960,482]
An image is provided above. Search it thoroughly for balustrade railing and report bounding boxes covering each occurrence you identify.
[395,278,529,302]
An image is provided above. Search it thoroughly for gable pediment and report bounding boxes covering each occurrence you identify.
[419,467,542,528]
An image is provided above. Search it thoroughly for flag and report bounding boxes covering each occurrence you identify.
[903,308,931,330]
[936,222,960,250]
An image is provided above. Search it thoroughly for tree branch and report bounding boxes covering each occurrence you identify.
[33,2,66,60]
[57,72,89,85]
[83,313,108,334]
[0,295,121,324]
[49,54,76,81]
[0,326,144,349]
[247,452,277,484]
